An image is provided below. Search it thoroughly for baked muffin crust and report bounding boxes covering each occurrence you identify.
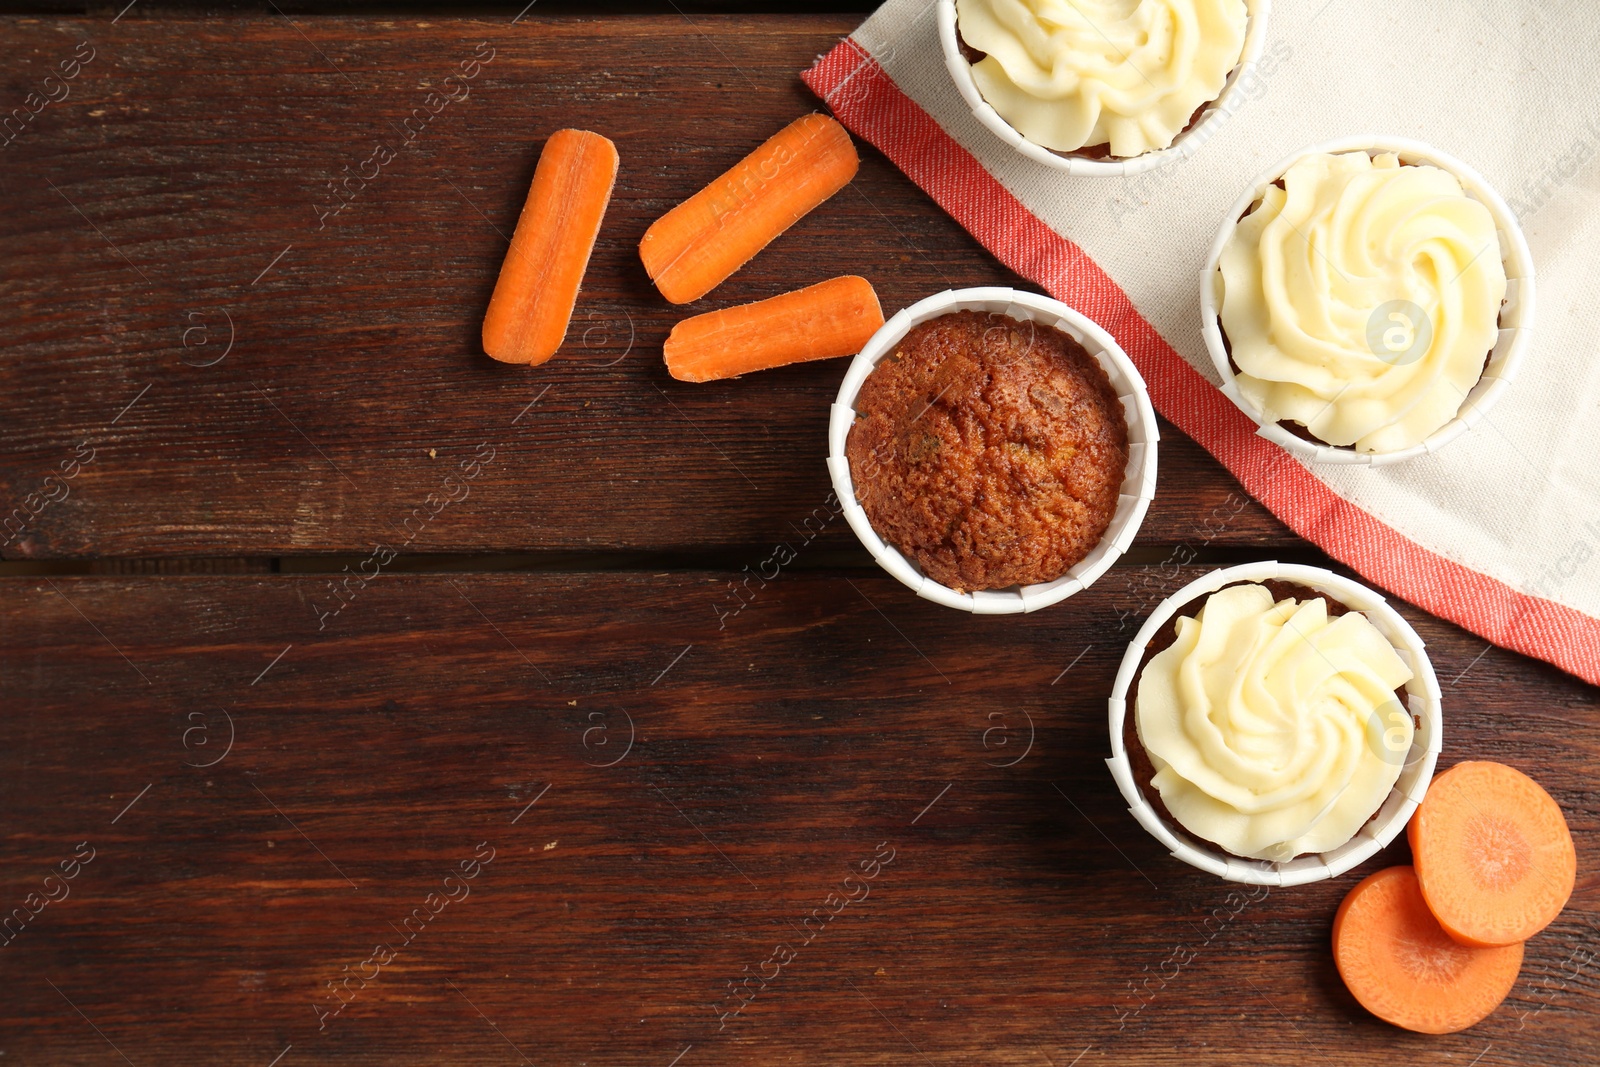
[845,310,1128,592]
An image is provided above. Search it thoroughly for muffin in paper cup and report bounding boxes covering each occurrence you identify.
[827,287,1158,615]
[1106,561,1444,886]
[1200,135,1536,465]
[936,0,1273,177]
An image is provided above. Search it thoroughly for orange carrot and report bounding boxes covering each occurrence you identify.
[1409,761,1576,947]
[483,129,618,365]
[664,276,883,383]
[640,114,859,304]
[1333,866,1523,1034]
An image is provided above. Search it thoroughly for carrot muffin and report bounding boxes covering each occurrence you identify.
[954,0,1248,159]
[845,310,1127,592]
[1127,580,1416,862]
[1216,151,1507,453]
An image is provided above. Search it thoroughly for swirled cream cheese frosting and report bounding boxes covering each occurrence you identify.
[1217,151,1508,453]
[955,0,1248,158]
[1135,583,1415,862]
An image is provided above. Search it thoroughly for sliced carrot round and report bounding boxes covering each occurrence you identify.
[1409,760,1575,947]
[1333,866,1523,1034]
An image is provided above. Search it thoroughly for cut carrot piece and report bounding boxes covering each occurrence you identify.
[483,129,619,365]
[1333,866,1523,1034]
[1409,761,1576,947]
[640,114,858,304]
[664,276,883,383]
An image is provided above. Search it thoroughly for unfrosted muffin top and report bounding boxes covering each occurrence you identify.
[845,310,1127,592]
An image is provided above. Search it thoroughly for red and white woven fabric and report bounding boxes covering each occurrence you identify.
[802,0,1600,686]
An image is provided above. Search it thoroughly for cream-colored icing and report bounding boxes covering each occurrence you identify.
[956,0,1248,158]
[1217,151,1507,453]
[1135,583,1414,862]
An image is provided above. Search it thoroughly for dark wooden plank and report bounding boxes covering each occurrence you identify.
[0,15,1292,559]
[2,568,1594,1065]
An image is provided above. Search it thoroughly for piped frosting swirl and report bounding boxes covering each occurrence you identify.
[956,0,1248,158]
[1135,583,1415,862]
[1217,150,1507,453]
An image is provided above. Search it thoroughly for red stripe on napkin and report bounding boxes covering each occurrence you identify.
[804,41,1600,686]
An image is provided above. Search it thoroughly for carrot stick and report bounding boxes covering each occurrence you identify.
[1409,761,1576,947]
[1333,866,1523,1034]
[640,114,859,304]
[664,276,883,383]
[483,129,619,365]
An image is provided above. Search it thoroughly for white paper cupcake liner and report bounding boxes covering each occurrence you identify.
[1106,562,1444,886]
[936,0,1272,177]
[1200,135,1537,466]
[828,287,1158,614]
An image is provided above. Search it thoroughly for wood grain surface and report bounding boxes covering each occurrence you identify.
[2,569,1596,1065]
[2,10,1597,1067]
[0,14,1292,560]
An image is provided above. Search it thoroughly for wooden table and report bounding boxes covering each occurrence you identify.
[1,11,1595,1066]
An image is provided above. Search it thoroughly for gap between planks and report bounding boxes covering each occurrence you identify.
[0,543,1335,578]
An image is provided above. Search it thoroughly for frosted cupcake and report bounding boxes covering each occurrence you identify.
[1130,580,1414,862]
[951,0,1249,160]
[1215,150,1509,455]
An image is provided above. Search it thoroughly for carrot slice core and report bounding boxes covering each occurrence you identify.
[1409,760,1576,947]
[1333,865,1523,1034]
[664,276,884,383]
[640,114,859,304]
[483,128,619,365]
